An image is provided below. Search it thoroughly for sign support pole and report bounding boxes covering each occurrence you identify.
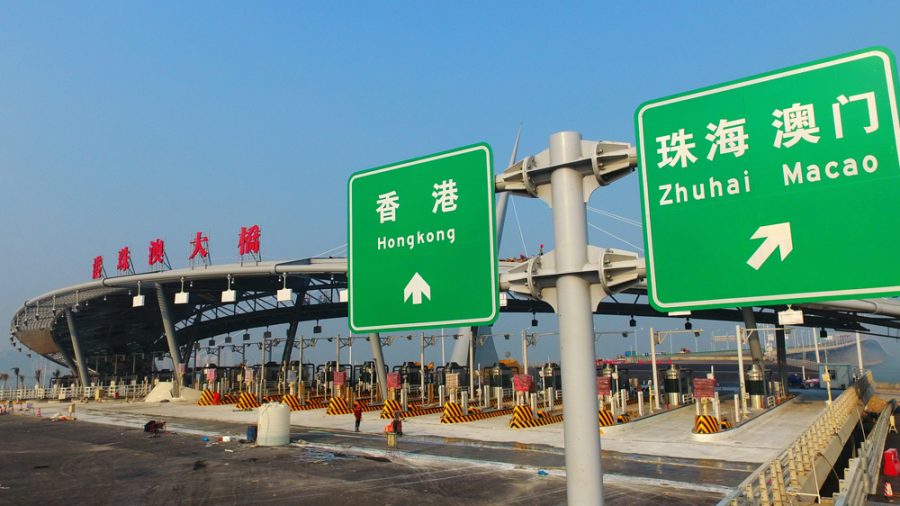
[548,131,605,504]
[369,333,388,401]
[650,328,660,411]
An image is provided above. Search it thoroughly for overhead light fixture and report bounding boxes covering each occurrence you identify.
[504,334,510,340]
[208,339,215,346]
[819,328,828,339]
[622,332,628,338]
[629,316,636,327]
[277,275,293,302]
[132,281,145,308]
[224,335,232,344]
[338,289,348,303]
[531,312,538,328]
[684,318,692,330]
[263,330,272,339]
[175,277,189,304]
[243,332,251,341]
[222,274,236,303]
[313,321,322,334]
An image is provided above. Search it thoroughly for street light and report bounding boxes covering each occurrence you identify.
[649,327,703,410]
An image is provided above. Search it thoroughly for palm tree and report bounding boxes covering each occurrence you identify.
[34,370,42,388]
[11,367,19,390]
[0,373,8,390]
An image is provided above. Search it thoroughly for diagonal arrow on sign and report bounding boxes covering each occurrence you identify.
[403,272,431,305]
[747,222,793,270]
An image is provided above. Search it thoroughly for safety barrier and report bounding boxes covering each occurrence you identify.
[235,392,261,410]
[263,394,284,403]
[829,399,895,505]
[0,384,153,401]
[598,410,615,427]
[379,399,443,419]
[509,404,564,428]
[198,390,217,406]
[440,402,513,424]
[693,414,721,434]
[722,371,874,505]
[327,396,354,415]
[280,394,327,411]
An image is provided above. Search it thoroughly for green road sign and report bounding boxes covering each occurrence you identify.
[348,143,498,332]
[636,47,900,311]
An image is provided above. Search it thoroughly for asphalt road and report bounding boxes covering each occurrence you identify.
[0,414,725,505]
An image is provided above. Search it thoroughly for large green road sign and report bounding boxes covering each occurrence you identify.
[636,47,900,311]
[348,143,498,332]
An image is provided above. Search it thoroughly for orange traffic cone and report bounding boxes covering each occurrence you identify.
[885,481,894,497]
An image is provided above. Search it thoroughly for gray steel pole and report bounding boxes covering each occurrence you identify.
[740,307,765,373]
[855,331,864,373]
[650,327,660,410]
[736,326,747,415]
[548,131,604,503]
[368,332,389,400]
[775,327,787,394]
[420,333,426,400]
[155,284,184,395]
[64,309,90,395]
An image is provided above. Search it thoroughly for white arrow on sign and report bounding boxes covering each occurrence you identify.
[403,272,431,305]
[747,222,793,270]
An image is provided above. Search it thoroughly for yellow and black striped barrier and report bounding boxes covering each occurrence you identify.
[235,392,261,410]
[221,394,239,405]
[509,405,564,429]
[379,399,443,419]
[198,390,217,406]
[281,394,303,410]
[598,410,616,427]
[693,414,721,434]
[327,396,353,415]
[617,414,631,424]
[263,394,284,403]
[719,416,732,430]
[440,402,513,424]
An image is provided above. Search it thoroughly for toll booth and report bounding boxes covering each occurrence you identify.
[818,363,852,389]
[437,362,469,388]
[486,362,517,389]
[395,361,422,386]
[599,364,631,395]
[540,363,561,390]
[663,364,693,406]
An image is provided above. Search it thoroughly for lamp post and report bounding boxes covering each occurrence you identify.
[649,328,703,410]
[594,330,635,361]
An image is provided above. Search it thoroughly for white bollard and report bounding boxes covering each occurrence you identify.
[461,391,469,416]
[401,388,408,412]
[530,392,538,417]
[637,390,644,417]
[714,392,721,424]
[548,387,555,411]
[483,385,491,407]
[439,385,445,406]
[734,393,741,424]
[495,387,502,410]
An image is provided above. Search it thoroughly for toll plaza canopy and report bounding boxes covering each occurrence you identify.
[10,256,900,376]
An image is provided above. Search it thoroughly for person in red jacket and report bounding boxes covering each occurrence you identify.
[353,403,363,432]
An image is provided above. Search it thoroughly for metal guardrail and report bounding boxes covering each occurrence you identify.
[0,384,152,401]
[831,398,895,505]
[720,371,873,505]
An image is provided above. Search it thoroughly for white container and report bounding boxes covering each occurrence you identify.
[256,402,290,446]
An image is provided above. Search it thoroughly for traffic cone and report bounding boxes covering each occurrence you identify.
[885,481,894,497]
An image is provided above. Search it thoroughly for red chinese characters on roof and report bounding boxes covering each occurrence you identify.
[149,239,165,267]
[116,247,132,272]
[91,256,104,279]
[189,231,209,260]
[238,225,261,258]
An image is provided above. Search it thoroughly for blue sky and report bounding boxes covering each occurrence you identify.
[3,2,900,377]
